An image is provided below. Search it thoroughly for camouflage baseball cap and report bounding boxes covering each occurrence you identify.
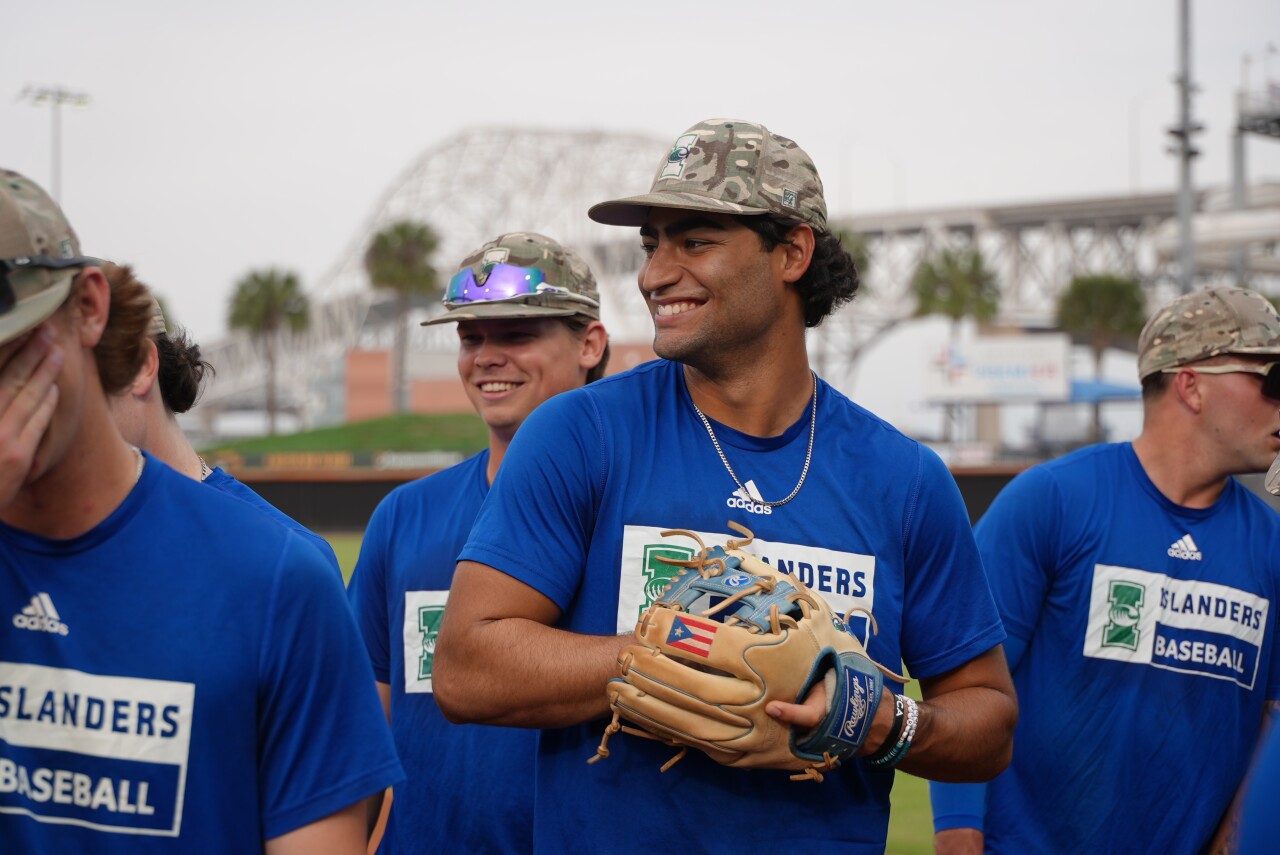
[587,118,828,232]
[146,295,168,338]
[422,232,601,326]
[1137,287,1280,380]
[0,169,99,346]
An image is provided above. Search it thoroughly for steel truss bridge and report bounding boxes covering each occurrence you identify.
[192,126,1280,432]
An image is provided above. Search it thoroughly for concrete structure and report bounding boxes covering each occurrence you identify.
[187,127,1280,441]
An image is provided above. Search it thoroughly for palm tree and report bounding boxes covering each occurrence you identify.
[364,220,441,413]
[1057,274,1146,443]
[228,268,309,435]
[912,247,1000,441]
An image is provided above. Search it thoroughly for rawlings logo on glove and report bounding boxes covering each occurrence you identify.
[590,522,906,782]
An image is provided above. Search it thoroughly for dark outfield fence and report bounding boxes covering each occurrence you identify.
[238,465,1280,533]
[236,466,1036,533]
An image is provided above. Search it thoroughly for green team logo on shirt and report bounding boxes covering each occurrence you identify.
[417,605,445,680]
[1103,580,1145,650]
[640,544,695,620]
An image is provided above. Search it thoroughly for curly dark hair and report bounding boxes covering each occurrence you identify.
[156,328,214,414]
[740,216,860,328]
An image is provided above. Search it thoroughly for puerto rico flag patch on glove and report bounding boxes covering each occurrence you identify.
[666,615,718,658]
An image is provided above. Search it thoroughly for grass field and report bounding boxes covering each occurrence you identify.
[321,531,937,854]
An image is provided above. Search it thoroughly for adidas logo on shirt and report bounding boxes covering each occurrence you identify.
[12,592,69,635]
[726,483,772,516]
[1167,534,1203,561]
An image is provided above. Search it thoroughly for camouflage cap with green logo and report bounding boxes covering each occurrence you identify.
[1137,287,1280,380]
[588,118,828,232]
[0,169,98,346]
[422,231,601,326]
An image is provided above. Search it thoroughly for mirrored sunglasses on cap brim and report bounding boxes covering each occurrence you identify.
[445,263,598,309]
[0,255,102,314]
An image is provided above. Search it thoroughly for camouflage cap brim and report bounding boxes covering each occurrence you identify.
[588,191,775,227]
[421,299,594,326]
[0,268,75,346]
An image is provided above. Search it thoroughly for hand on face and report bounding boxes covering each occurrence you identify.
[0,325,63,508]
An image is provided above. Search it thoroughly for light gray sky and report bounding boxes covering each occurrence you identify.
[5,0,1278,349]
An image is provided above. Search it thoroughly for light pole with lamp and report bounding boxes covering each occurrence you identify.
[18,84,91,203]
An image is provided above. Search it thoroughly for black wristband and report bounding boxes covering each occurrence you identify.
[864,693,904,764]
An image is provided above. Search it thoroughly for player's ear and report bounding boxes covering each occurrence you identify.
[777,223,816,285]
[577,320,608,373]
[131,338,160,399]
[1171,367,1204,413]
[69,267,111,349]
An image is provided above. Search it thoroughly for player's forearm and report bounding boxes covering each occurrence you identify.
[895,649,1018,782]
[434,616,630,728]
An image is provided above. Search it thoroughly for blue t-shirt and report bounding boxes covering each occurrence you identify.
[0,454,403,852]
[459,360,1005,853]
[960,443,1280,854]
[1238,718,1280,854]
[204,467,342,580]
[347,450,536,854]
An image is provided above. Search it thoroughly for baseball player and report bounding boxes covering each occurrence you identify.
[345,232,608,852]
[432,120,1017,852]
[0,169,402,853]
[99,262,341,578]
[931,288,1280,854]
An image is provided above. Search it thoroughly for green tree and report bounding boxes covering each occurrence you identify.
[1057,274,1146,443]
[228,268,309,436]
[912,247,1000,441]
[911,246,1000,332]
[364,220,441,413]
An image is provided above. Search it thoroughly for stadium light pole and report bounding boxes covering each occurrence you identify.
[1166,0,1201,294]
[18,84,92,203]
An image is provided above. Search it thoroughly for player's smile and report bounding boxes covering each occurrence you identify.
[637,209,793,367]
[456,317,590,439]
[653,299,704,323]
[477,380,521,395]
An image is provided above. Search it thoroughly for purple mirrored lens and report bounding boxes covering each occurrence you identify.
[446,263,547,304]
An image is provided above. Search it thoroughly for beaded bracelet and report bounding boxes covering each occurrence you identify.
[864,694,905,765]
[869,695,918,769]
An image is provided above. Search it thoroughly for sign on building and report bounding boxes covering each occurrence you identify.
[926,334,1070,402]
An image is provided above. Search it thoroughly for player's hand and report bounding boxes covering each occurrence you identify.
[768,681,901,760]
[934,827,984,855]
[766,678,827,728]
[0,325,62,508]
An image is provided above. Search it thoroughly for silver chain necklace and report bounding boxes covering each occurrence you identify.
[690,372,818,508]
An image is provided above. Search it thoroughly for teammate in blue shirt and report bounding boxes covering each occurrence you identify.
[0,169,402,853]
[931,287,1280,854]
[346,232,609,853]
[433,119,1018,853]
[99,262,341,578]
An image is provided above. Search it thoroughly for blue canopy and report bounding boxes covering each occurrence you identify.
[1070,379,1142,403]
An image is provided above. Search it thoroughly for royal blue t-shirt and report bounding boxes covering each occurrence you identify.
[460,360,1005,853]
[204,467,341,580]
[0,454,403,852]
[348,450,536,854]
[966,444,1280,854]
